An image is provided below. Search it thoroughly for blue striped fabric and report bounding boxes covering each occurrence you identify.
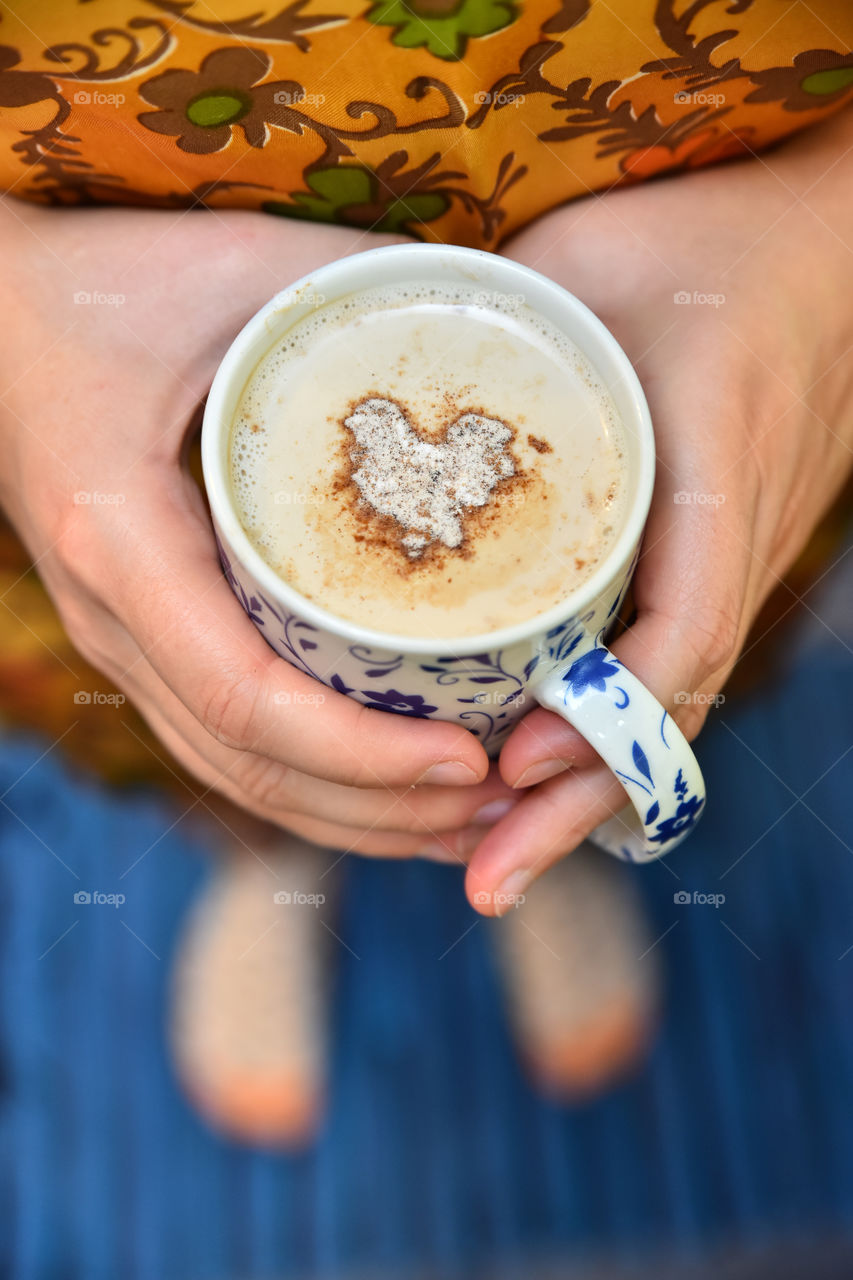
[0,553,851,1279]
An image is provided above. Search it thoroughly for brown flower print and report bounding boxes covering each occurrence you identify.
[0,43,85,187]
[745,49,853,112]
[138,46,308,154]
[0,44,62,110]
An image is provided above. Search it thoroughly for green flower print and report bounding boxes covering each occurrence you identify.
[264,164,448,235]
[138,46,308,154]
[365,0,518,61]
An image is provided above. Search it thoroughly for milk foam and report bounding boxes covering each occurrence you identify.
[229,282,629,639]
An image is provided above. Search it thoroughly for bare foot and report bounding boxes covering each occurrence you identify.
[169,831,337,1148]
[492,843,659,1101]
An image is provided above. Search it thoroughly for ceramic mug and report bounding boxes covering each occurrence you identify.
[201,244,705,863]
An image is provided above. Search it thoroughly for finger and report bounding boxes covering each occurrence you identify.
[465,763,629,915]
[60,600,511,834]
[128,675,490,859]
[498,707,600,788]
[225,755,517,834]
[89,473,489,789]
[125,660,517,838]
[277,813,490,861]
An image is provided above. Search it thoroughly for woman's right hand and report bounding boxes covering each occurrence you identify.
[0,199,511,857]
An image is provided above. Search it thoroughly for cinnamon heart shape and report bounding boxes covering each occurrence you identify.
[343,397,515,557]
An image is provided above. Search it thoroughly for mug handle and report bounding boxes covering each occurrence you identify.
[530,631,706,862]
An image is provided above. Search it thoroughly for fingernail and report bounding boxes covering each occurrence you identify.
[512,758,569,789]
[418,761,478,786]
[471,798,516,824]
[492,869,532,917]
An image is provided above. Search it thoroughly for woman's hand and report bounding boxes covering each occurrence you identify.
[0,202,514,857]
[463,107,853,913]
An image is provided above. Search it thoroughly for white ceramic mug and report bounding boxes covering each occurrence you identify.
[202,244,705,862]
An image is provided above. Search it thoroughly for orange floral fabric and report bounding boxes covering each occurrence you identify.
[0,1,852,248]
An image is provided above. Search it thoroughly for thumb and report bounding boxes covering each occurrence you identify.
[613,474,757,740]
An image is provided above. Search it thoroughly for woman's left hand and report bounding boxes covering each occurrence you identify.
[458,107,853,914]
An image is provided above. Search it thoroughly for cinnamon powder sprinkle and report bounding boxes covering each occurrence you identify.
[334,393,532,572]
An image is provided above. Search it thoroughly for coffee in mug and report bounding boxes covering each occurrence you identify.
[228,282,629,638]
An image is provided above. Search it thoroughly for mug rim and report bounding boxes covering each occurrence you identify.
[202,243,655,656]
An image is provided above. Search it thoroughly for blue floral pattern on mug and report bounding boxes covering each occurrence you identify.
[214,531,540,748]
[214,529,644,752]
[645,768,705,845]
[361,690,439,716]
[564,647,622,696]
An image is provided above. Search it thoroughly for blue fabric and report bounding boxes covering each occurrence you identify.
[0,570,851,1278]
